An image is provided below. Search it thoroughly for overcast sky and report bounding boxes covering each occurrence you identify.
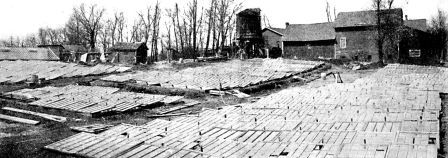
[0,0,447,39]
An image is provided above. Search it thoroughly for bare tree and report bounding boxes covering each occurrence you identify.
[149,1,161,62]
[138,7,152,43]
[24,34,38,47]
[73,3,105,50]
[325,0,333,22]
[386,0,394,9]
[216,0,242,54]
[64,14,87,45]
[38,28,48,45]
[165,22,172,62]
[262,14,271,28]
[166,9,179,52]
[130,19,143,42]
[197,8,205,52]
[108,12,123,46]
[100,20,112,52]
[429,9,448,61]
[373,0,405,64]
[373,0,387,64]
[175,3,185,52]
[205,0,216,56]
[190,0,198,53]
[116,12,126,43]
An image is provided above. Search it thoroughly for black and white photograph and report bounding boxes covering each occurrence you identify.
[0,0,448,157]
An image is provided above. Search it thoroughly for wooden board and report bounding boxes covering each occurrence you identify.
[0,114,40,125]
[2,107,67,122]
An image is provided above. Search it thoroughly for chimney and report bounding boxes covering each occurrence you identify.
[405,15,408,20]
[285,22,290,28]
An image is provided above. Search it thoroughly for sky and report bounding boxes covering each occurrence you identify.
[0,0,447,39]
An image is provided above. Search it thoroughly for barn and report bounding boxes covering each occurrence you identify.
[282,22,336,60]
[107,42,148,64]
[334,9,403,62]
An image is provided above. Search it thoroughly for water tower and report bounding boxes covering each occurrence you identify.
[236,8,263,58]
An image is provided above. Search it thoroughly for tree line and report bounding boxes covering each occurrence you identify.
[1,0,243,62]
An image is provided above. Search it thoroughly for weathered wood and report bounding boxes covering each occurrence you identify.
[0,114,40,125]
[70,124,113,133]
[2,107,67,122]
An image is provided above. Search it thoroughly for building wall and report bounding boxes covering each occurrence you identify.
[283,40,335,59]
[136,48,148,63]
[262,30,282,49]
[112,51,136,64]
[335,27,379,62]
[399,29,439,65]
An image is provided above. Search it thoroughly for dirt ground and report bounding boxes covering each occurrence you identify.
[0,62,379,158]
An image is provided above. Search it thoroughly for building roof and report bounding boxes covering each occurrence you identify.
[0,47,60,61]
[109,42,147,52]
[237,8,261,17]
[335,9,403,28]
[62,45,88,53]
[282,22,335,42]
[263,27,285,36]
[404,19,427,32]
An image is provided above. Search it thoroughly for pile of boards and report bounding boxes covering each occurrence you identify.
[102,58,324,91]
[46,64,447,157]
[3,85,179,115]
[0,60,131,83]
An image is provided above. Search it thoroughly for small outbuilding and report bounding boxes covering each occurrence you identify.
[108,42,148,64]
[282,22,336,60]
[262,27,285,58]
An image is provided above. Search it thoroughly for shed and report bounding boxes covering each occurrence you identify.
[400,19,438,65]
[37,44,64,59]
[262,27,285,48]
[282,22,336,60]
[108,42,148,64]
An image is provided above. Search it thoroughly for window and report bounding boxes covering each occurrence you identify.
[340,37,347,49]
[367,55,372,61]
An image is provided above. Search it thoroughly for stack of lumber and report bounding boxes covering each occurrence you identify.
[46,64,447,157]
[0,60,131,84]
[102,58,324,91]
[3,85,181,116]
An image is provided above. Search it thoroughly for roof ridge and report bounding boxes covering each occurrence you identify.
[288,22,333,26]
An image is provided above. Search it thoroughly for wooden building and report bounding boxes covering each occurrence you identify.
[37,44,89,62]
[262,27,284,49]
[262,27,285,58]
[236,8,263,58]
[399,19,439,65]
[282,22,336,60]
[334,9,404,62]
[334,9,440,64]
[108,42,148,64]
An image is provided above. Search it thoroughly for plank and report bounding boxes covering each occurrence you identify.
[0,114,40,125]
[2,107,67,122]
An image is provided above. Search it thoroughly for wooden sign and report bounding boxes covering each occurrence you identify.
[409,49,421,57]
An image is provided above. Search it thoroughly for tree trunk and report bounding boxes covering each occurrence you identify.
[376,0,384,65]
[175,4,184,53]
[90,30,95,50]
[192,0,197,55]
[172,16,179,53]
